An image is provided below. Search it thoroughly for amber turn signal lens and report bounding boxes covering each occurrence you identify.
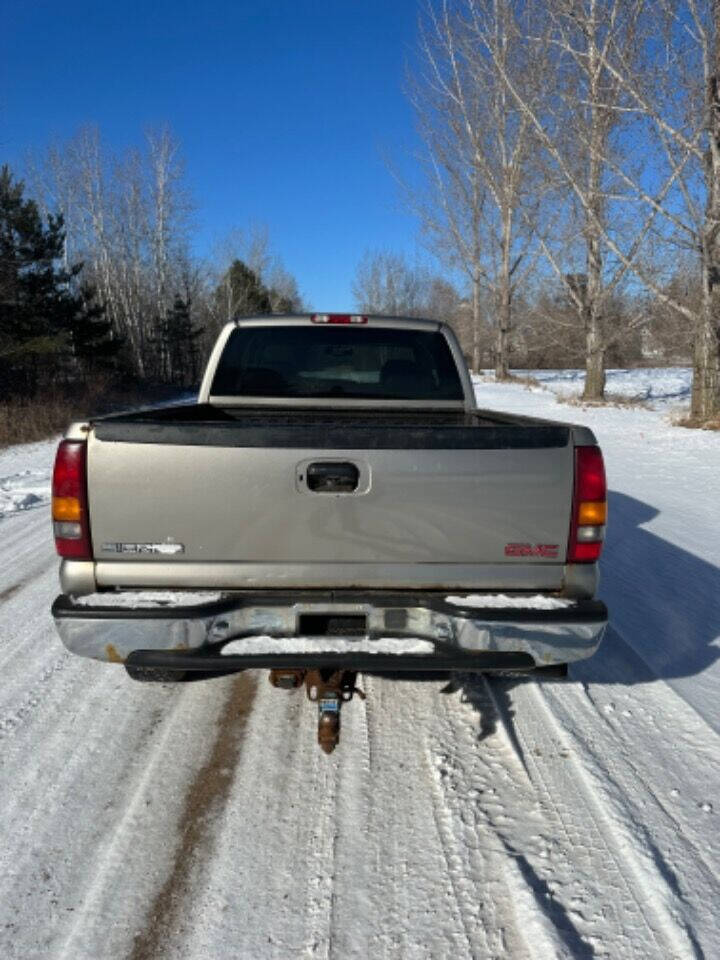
[52,496,82,522]
[578,500,607,525]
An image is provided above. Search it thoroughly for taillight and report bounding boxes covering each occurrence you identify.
[52,440,92,559]
[311,314,368,324]
[567,446,607,563]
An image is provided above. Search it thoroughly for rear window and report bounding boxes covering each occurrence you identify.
[210,326,465,401]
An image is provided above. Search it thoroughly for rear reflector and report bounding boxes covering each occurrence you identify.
[52,440,92,560]
[311,314,368,324]
[568,446,607,564]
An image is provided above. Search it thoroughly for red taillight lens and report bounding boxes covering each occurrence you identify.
[311,314,368,324]
[571,541,603,562]
[574,445,606,501]
[568,446,607,563]
[52,440,92,559]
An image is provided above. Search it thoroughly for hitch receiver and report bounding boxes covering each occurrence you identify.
[268,668,365,754]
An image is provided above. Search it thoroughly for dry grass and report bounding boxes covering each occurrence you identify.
[0,379,186,449]
[553,390,650,410]
[475,372,543,388]
[673,414,720,431]
[505,373,542,389]
[0,397,79,448]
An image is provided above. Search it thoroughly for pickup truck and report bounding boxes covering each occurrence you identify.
[51,314,607,751]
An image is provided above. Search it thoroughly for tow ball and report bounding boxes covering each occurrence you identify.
[268,669,365,754]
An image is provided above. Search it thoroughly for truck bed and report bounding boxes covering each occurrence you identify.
[92,402,582,449]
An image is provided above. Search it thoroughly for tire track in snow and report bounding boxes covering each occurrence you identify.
[326,683,381,957]
[0,649,70,741]
[0,506,53,587]
[536,677,716,958]
[424,681,564,960]
[0,562,69,739]
[426,672,692,959]
[523,680,704,959]
[491,678,701,958]
[173,675,501,960]
[0,580,24,605]
[360,676,482,960]
[299,684,378,959]
[154,677,336,959]
[52,672,256,960]
[299,741,340,960]
[0,667,191,960]
[0,555,55,602]
[129,671,257,960]
[362,678,420,959]
[423,745,495,960]
[564,665,720,889]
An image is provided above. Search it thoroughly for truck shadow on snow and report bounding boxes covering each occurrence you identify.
[382,488,720,742]
[576,489,720,689]
[457,488,720,741]
[365,491,718,960]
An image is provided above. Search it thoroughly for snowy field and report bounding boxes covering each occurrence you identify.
[484,365,693,411]
[0,371,718,959]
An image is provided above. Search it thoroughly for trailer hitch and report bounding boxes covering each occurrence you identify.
[268,668,365,754]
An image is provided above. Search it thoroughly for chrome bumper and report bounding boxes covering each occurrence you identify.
[52,591,607,672]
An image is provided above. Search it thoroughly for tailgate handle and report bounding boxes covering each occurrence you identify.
[306,462,359,493]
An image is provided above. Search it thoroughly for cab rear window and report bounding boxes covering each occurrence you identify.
[211,326,465,400]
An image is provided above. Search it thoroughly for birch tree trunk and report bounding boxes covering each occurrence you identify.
[581,1,607,401]
[495,204,513,380]
[472,268,482,372]
[694,1,720,419]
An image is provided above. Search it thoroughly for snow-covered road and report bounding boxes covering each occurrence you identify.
[0,375,718,959]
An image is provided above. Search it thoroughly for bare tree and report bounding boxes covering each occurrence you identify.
[409,0,544,376]
[207,224,305,330]
[147,129,181,320]
[352,250,433,316]
[571,0,720,419]
[474,0,678,399]
[28,125,194,381]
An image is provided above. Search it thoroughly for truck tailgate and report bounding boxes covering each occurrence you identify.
[86,414,575,591]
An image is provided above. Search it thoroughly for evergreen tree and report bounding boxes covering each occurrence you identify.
[269,290,295,313]
[0,165,116,396]
[67,283,122,379]
[155,296,204,386]
[216,259,272,318]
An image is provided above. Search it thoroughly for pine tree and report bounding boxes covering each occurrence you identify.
[67,283,122,380]
[154,296,204,386]
[0,165,116,396]
[216,259,272,319]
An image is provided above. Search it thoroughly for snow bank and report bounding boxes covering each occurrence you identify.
[445,593,574,610]
[475,366,692,411]
[74,591,223,608]
[221,636,435,655]
[0,438,56,519]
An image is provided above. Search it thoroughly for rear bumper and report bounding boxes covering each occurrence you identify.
[52,590,607,673]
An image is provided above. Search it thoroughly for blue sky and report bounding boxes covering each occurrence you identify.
[3,0,428,310]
